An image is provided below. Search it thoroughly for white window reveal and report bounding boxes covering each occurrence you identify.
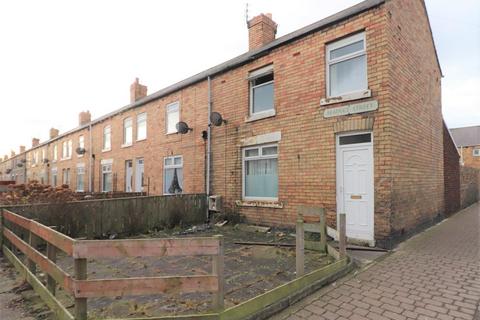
[137,112,147,140]
[123,117,133,146]
[164,156,183,194]
[326,32,367,98]
[166,102,180,134]
[53,145,58,162]
[249,65,274,116]
[103,125,111,151]
[101,160,113,192]
[76,164,85,192]
[243,144,278,201]
[473,148,480,157]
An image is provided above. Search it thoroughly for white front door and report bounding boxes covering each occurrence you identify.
[336,132,374,241]
[125,160,133,192]
[135,158,144,192]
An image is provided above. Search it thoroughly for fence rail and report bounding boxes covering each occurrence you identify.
[0,208,224,320]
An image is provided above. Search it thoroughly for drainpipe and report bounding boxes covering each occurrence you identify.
[206,76,212,221]
[88,123,93,192]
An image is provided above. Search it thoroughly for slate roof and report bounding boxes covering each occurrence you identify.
[450,126,480,147]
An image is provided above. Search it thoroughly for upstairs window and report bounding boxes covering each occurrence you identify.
[166,102,179,134]
[62,141,72,159]
[103,125,111,151]
[137,112,147,140]
[164,156,183,194]
[243,144,278,200]
[326,32,367,97]
[53,145,58,161]
[473,148,480,157]
[123,117,133,146]
[78,136,84,156]
[249,65,274,115]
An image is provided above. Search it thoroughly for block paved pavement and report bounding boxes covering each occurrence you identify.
[271,202,480,320]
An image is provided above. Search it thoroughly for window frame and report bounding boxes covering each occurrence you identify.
[53,144,58,162]
[326,32,367,98]
[473,148,480,157]
[136,112,147,141]
[76,164,85,192]
[242,143,279,201]
[103,125,112,152]
[249,65,275,117]
[165,102,180,134]
[101,160,113,192]
[123,117,133,147]
[78,135,85,157]
[163,155,183,195]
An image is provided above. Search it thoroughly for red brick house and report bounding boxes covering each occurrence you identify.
[0,0,452,248]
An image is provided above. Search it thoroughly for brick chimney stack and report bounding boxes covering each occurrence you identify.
[3,155,7,161]
[19,146,26,153]
[10,150,15,157]
[49,128,59,139]
[247,13,277,50]
[32,138,40,147]
[130,78,148,103]
[79,111,91,126]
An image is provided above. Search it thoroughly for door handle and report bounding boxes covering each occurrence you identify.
[350,195,362,200]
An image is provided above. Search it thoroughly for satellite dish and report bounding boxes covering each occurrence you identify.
[17,163,23,168]
[176,121,193,134]
[210,112,227,126]
[76,147,86,155]
[42,158,49,164]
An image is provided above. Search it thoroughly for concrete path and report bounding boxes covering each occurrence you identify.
[271,203,480,320]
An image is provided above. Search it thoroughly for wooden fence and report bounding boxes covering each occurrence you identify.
[295,207,346,277]
[0,209,224,320]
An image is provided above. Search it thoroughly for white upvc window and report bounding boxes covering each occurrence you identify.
[123,117,133,146]
[62,140,72,159]
[101,160,113,192]
[326,32,367,98]
[163,155,183,194]
[76,164,85,192]
[53,145,58,162]
[166,102,180,134]
[137,112,147,141]
[62,168,70,185]
[51,167,57,187]
[32,151,38,165]
[78,135,85,157]
[242,144,278,201]
[41,149,46,163]
[103,125,111,151]
[473,148,480,157]
[249,64,274,116]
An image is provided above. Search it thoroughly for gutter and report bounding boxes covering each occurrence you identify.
[88,123,93,192]
[206,76,212,220]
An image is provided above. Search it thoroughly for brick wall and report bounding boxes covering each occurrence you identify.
[384,0,444,243]
[459,145,480,169]
[443,124,460,215]
[460,166,480,209]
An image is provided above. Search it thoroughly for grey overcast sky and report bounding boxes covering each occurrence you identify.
[0,0,479,156]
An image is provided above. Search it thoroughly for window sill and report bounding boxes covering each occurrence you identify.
[320,89,371,106]
[235,200,283,209]
[101,148,111,153]
[165,131,178,136]
[136,138,147,142]
[245,109,276,123]
[121,143,133,149]
[60,157,72,162]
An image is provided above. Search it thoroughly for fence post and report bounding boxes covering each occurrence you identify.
[74,258,87,320]
[212,235,224,310]
[296,214,305,277]
[0,209,3,250]
[319,208,327,253]
[339,213,347,259]
[26,230,37,274]
[46,243,57,295]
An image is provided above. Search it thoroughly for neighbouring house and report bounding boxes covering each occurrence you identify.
[1,0,461,248]
[450,125,480,169]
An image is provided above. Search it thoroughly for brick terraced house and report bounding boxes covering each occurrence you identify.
[1,0,455,248]
[450,125,480,169]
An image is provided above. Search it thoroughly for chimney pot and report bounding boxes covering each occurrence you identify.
[79,111,91,126]
[130,78,148,103]
[247,13,278,51]
[19,146,26,153]
[32,138,40,148]
[49,128,60,139]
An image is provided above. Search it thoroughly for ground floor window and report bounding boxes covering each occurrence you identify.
[77,165,85,192]
[51,168,57,186]
[243,144,278,200]
[164,155,183,194]
[62,168,70,185]
[102,163,113,192]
